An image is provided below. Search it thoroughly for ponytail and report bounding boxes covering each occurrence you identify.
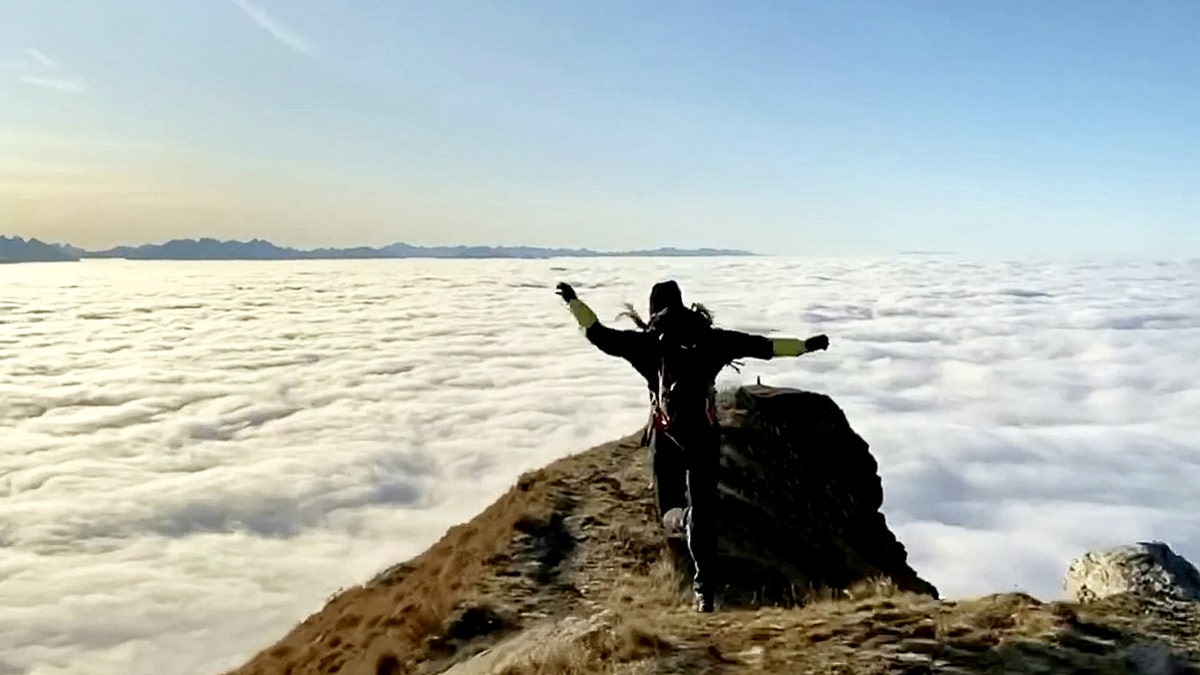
[619,300,714,332]
[616,303,649,330]
[690,303,714,325]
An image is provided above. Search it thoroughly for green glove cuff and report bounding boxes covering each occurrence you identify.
[568,299,598,329]
[771,338,809,357]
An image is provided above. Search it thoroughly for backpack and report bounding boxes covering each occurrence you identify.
[648,310,720,433]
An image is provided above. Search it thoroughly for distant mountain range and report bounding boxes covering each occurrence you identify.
[0,236,754,263]
[0,236,83,263]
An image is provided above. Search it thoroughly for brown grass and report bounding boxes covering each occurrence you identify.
[495,614,672,675]
[224,430,1200,675]
[224,460,580,675]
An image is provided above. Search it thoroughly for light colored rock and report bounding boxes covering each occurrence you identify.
[1065,542,1200,603]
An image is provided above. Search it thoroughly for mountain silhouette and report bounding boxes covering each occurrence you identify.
[0,236,81,263]
[1,236,754,261]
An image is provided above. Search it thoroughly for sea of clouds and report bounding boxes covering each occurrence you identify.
[2,256,1198,675]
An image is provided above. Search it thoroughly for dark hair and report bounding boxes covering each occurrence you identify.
[619,302,715,330]
[621,297,740,371]
[690,302,714,325]
[616,303,649,330]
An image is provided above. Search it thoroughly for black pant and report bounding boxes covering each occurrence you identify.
[649,420,720,597]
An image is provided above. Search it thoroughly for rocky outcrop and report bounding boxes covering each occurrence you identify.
[669,384,938,606]
[1066,542,1200,604]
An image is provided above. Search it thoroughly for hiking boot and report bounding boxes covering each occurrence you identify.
[694,592,714,613]
[661,507,687,539]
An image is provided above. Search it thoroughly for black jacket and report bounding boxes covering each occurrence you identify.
[584,316,775,394]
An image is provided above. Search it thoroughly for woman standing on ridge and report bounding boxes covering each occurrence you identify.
[555,279,829,612]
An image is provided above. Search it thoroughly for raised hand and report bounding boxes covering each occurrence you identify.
[805,334,830,352]
[555,282,577,303]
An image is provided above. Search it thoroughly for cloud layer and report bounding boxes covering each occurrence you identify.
[1,256,1198,674]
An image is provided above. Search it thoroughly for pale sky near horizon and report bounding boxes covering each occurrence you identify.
[1,1,1198,255]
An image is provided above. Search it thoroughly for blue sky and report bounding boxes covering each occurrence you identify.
[1,0,1197,255]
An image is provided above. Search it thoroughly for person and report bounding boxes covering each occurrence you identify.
[555,279,829,612]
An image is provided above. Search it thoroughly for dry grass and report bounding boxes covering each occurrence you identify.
[224,457,587,675]
[225,430,1200,675]
[494,614,672,675]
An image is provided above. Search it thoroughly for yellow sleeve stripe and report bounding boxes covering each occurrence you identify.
[568,299,598,329]
[771,338,809,357]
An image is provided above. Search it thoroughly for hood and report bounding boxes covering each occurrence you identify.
[649,280,683,315]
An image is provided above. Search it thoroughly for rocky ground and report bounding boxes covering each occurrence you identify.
[226,423,1200,674]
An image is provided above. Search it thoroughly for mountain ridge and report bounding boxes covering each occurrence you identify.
[0,235,81,263]
[0,235,755,262]
[223,385,1200,675]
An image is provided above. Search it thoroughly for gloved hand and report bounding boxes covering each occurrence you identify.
[805,334,829,352]
[555,282,577,303]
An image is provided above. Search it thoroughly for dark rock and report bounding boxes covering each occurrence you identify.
[444,604,511,642]
[428,602,516,655]
[1127,641,1190,675]
[512,497,578,584]
[375,653,400,675]
[667,384,938,606]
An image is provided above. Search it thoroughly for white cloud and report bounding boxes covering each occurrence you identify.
[19,76,84,93]
[0,256,1198,674]
[25,49,58,69]
[229,0,315,56]
[11,49,86,93]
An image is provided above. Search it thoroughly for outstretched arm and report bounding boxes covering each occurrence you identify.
[770,334,829,357]
[557,282,649,361]
[715,329,829,362]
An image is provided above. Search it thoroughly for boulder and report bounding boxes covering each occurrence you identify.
[665,384,938,606]
[1065,542,1200,604]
